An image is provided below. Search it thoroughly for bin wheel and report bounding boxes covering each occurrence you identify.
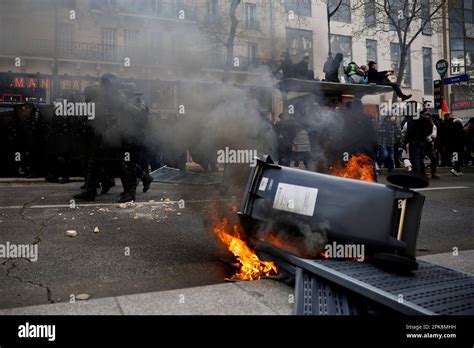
[372,252,418,271]
[387,171,429,189]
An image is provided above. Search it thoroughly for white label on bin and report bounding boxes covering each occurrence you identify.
[259,177,269,191]
[272,183,318,217]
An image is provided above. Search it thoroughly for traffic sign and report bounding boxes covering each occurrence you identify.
[442,74,469,85]
[436,59,449,79]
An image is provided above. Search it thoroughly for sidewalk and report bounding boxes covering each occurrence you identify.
[0,279,294,315]
[0,250,472,315]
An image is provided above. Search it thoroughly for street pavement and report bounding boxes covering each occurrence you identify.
[0,172,472,312]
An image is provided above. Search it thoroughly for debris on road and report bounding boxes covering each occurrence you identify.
[76,294,90,300]
[93,227,100,233]
[66,230,77,237]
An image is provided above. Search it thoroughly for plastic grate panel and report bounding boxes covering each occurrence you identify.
[295,268,359,315]
[308,259,474,315]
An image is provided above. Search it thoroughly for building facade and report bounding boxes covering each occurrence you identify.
[448,0,474,122]
[0,0,447,115]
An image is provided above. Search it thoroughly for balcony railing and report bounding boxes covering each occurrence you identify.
[0,38,271,72]
[209,54,272,72]
[95,1,199,21]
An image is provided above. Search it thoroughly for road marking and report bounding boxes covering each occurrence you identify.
[0,199,238,210]
[415,186,470,192]
[0,184,78,188]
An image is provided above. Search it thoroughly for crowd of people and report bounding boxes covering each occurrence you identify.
[274,51,413,101]
[379,108,473,178]
[273,50,473,178]
[2,56,473,192]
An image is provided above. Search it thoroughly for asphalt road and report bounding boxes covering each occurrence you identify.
[0,180,239,309]
[0,172,472,310]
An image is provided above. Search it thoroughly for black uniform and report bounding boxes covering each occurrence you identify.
[74,76,150,202]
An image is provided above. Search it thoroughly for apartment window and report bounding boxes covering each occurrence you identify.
[207,0,218,24]
[286,28,313,68]
[423,47,433,95]
[466,0,474,38]
[284,0,311,17]
[147,31,163,49]
[101,28,117,61]
[117,0,153,14]
[60,0,76,8]
[58,23,75,58]
[208,39,223,68]
[421,0,433,35]
[389,1,408,31]
[366,39,377,64]
[248,42,257,66]
[124,30,139,47]
[330,34,352,65]
[451,51,465,74]
[364,0,376,26]
[245,3,258,30]
[390,42,411,88]
[92,0,116,9]
[328,0,351,23]
[0,17,17,52]
[467,38,474,72]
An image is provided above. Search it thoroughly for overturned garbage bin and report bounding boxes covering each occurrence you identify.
[238,156,426,270]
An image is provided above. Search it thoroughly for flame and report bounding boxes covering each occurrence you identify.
[266,232,312,258]
[331,154,376,183]
[211,209,278,281]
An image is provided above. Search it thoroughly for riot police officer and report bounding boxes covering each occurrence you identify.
[73,73,150,202]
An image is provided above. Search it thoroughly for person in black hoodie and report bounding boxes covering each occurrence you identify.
[464,118,474,166]
[293,53,315,80]
[324,53,343,82]
[368,61,412,101]
[444,113,465,176]
[273,51,294,80]
[402,103,433,176]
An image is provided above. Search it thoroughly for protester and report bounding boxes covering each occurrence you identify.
[323,54,333,78]
[345,62,367,84]
[378,115,401,172]
[444,113,465,176]
[340,100,378,162]
[359,65,369,84]
[402,103,433,176]
[275,113,298,166]
[273,51,294,80]
[324,53,343,82]
[425,113,440,179]
[367,61,412,101]
[464,118,474,166]
[293,53,315,80]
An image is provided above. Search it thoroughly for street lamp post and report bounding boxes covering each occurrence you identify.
[52,2,59,102]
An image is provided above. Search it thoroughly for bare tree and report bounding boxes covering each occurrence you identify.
[223,0,241,83]
[327,0,343,56]
[351,0,449,98]
[197,0,243,83]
